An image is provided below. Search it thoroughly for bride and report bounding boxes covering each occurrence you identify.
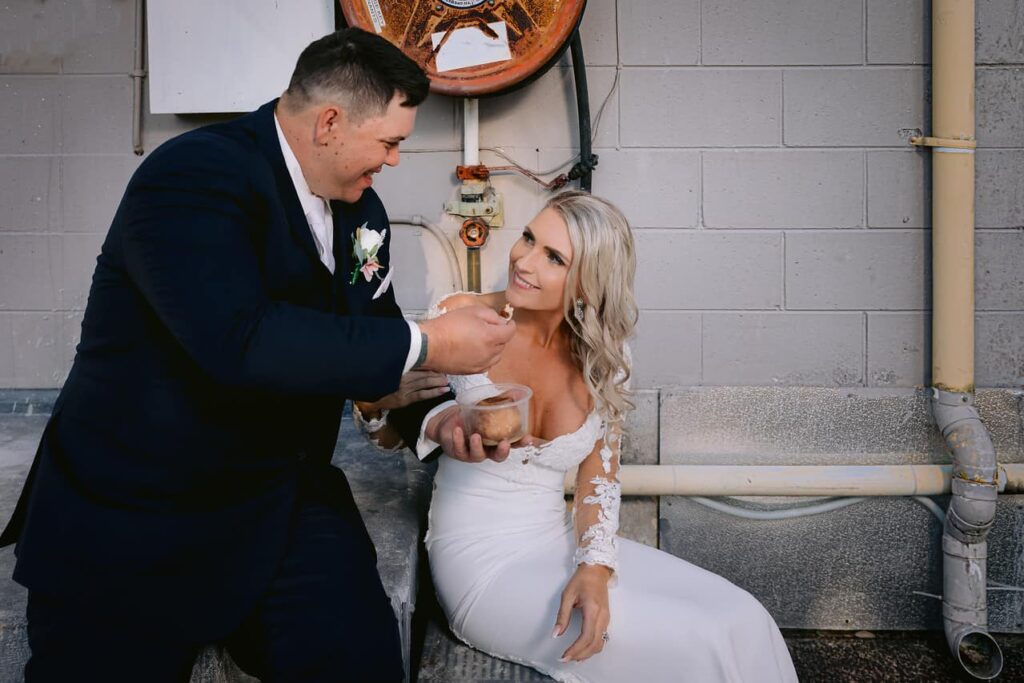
[355,192,797,682]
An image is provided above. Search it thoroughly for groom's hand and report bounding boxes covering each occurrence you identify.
[418,306,515,375]
[427,405,511,463]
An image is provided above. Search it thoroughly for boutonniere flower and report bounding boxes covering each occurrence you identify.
[350,222,386,284]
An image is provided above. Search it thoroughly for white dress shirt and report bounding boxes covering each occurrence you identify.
[273,114,423,378]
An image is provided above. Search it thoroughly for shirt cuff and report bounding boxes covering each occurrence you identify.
[416,399,457,461]
[403,320,422,374]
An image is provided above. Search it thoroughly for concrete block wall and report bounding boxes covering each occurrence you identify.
[2,1,1022,390]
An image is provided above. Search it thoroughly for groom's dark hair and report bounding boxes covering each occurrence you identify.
[284,27,429,121]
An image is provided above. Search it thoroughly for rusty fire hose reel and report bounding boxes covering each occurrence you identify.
[338,0,586,97]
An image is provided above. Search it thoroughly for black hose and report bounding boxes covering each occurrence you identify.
[569,30,596,192]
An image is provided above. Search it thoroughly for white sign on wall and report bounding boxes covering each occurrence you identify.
[147,0,334,114]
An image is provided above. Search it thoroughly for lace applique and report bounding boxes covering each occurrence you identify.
[574,475,621,569]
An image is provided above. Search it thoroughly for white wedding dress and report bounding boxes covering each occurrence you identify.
[412,295,797,682]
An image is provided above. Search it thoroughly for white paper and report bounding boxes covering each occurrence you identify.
[431,21,512,73]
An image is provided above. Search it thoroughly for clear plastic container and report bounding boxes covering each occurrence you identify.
[455,383,532,446]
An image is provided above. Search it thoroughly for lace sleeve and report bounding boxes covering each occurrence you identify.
[571,343,631,574]
[572,423,622,574]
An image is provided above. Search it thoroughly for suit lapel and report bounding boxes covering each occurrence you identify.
[331,200,360,314]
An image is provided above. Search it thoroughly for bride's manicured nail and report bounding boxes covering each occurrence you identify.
[558,656,569,663]
[552,626,560,638]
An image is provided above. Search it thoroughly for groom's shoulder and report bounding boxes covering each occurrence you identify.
[134,115,264,188]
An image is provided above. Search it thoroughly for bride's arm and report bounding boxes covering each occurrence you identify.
[551,428,621,662]
[572,425,622,573]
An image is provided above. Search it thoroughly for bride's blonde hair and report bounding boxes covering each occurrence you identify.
[546,191,638,427]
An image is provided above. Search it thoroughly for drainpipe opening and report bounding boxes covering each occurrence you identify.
[952,629,1003,680]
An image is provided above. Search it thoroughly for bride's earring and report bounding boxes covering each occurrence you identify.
[573,298,585,323]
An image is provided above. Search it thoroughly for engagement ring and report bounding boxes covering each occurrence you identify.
[602,631,610,643]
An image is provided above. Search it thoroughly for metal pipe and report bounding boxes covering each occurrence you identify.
[463,99,479,166]
[563,463,1023,497]
[924,0,1002,677]
[388,215,465,292]
[131,0,146,155]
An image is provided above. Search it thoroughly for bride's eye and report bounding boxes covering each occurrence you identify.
[547,252,564,266]
[522,231,534,244]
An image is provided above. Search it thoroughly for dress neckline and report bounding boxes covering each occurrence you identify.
[430,291,602,450]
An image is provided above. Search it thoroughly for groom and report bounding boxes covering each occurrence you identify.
[0,28,514,682]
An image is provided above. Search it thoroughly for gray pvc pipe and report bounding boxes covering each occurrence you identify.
[932,388,1003,679]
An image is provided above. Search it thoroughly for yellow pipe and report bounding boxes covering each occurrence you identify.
[564,464,1024,497]
[930,0,976,393]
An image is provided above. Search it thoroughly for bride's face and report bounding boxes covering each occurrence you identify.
[505,208,574,313]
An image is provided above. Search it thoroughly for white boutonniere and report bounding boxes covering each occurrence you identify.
[350,222,386,285]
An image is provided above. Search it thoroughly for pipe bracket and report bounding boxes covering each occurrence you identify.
[910,135,977,150]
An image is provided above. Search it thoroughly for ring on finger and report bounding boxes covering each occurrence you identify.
[601,631,610,643]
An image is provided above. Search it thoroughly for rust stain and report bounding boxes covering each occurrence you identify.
[456,164,491,181]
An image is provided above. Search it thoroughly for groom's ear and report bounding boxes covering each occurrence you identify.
[314,105,349,145]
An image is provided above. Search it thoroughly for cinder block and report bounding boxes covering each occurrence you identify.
[389,216,465,312]
[405,94,458,152]
[702,313,864,386]
[978,231,1024,311]
[623,389,659,466]
[867,0,929,65]
[373,151,460,221]
[660,495,1024,631]
[617,0,700,66]
[621,69,781,147]
[7,313,61,388]
[0,2,63,73]
[61,155,138,232]
[703,151,863,229]
[582,149,699,228]
[0,157,59,232]
[631,311,701,388]
[867,151,931,228]
[59,233,104,310]
[703,0,863,65]
[634,231,783,309]
[977,0,1024,65]
[659,386,1021,464]
[978,68,1024,147]
[0,235,60,311]
[0,77,60,153]
[61,75,133,154]
[62,0,137,74]
[480,67,618,149]
[482,147,545,230]
[867,312,930,387]
[60,310,84,379]
[977,149,1024,228]
[557,0,618,66]
[977,313,1024,387]
[784,69,929,147]
[786,231,929,310]
[619,498,657,548]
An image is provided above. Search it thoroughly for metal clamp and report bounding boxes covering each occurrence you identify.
[909,136,977,150]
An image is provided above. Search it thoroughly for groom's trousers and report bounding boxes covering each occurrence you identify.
[23,472,404,683]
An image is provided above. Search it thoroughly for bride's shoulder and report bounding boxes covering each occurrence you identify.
[426,290,507,318]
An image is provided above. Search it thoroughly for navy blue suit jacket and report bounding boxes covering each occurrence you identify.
[0,100,441,639]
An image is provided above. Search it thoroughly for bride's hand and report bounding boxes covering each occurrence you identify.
[355,369,450,416]
[427,405,512,463]
[553,564,612,662]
